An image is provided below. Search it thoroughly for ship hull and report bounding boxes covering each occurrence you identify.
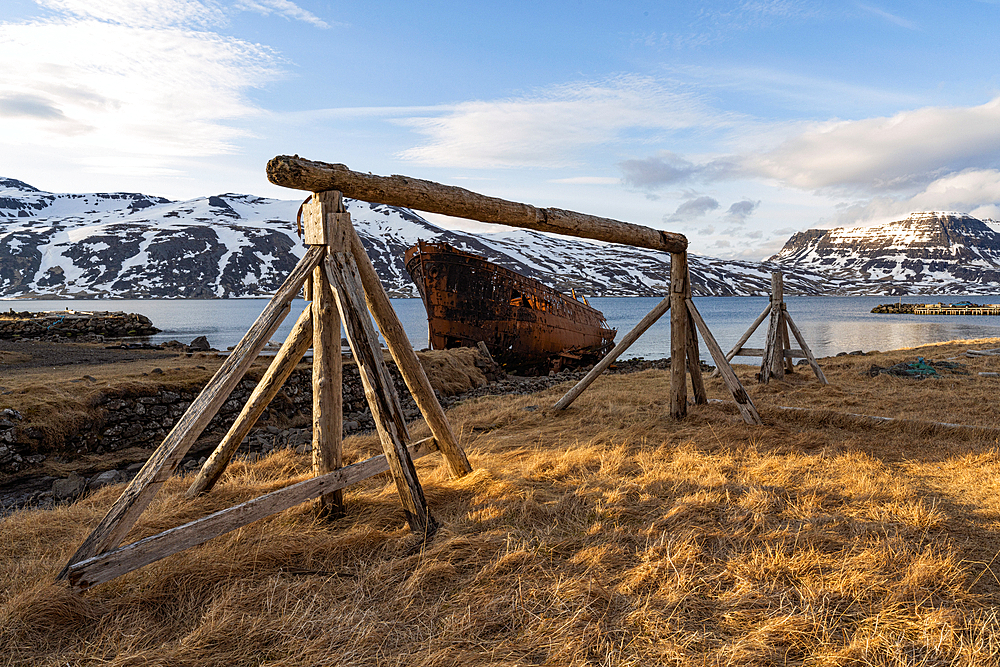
[404,241,615,371]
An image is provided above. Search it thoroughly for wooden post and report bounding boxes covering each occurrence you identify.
[186,306,314,497]
[760,272,785,384]
[312,259,344,516]
[554,297,669,411]
[669,252,688,419]
[785,310,829,384]
[323,248,434,534]
[346,223,471,477]
[684,273,707,405]
[781,309,794,374]
[267,156,687,255]
[57,247,323,579]
[685,299,762,425]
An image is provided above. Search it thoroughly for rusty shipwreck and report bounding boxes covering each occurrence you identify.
[404,241,616,371]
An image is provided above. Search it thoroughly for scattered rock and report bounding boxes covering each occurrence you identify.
[52,473,86,501]
[89,469,123,490]
[189,336,211,351]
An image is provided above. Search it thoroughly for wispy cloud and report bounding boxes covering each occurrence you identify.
[233,0,333,28]
[857,3,919,30]
[548,176,619,185]
[397,76,726,169]
[37,0,226,27]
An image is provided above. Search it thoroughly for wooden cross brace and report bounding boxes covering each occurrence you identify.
[58,190,471,590]
[553,252,762,425]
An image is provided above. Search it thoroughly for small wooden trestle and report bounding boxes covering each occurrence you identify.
[711,272,828,385]
[57,190,471,590]
[554,252,762,426]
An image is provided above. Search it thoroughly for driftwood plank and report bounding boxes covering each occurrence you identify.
[345,220,471,477]
[685,299,762,425]
[323,252,434,534]
[186,306,314,498]
[266,156,687,254]
[57,247,324,580]
[553,297,670,410]
[67,437,440,590]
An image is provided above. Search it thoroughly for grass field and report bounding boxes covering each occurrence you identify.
[3,339,1000,665]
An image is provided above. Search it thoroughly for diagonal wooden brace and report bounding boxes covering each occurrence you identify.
[57,246,324,579]
[323,251,434,534]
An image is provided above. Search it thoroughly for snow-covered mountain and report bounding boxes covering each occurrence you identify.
[0,178,843,299]
[770,212,1000,295]
[5,179,996,299]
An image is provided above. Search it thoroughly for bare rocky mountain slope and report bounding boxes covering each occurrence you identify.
[770,211,1000,295]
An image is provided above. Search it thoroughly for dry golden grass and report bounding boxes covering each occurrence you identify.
[3,339,1000,665]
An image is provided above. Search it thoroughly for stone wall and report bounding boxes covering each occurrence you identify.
[0,361,424,476]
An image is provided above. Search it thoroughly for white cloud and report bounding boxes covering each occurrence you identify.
[233,0,331,28]
[398,76,727,169]
[740,97,1000,191]
[820,169,1000,228]
[0,3,285,182]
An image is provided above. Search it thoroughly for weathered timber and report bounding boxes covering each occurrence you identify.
[346,220,471,477]
[57,247,324,579]
[267,156,687,254]
[684,266,707,405]
[669,253,688,419]
[733,347,807,359]
[685,298,762,425]
[313,261,344,514]
[67,437,440,590]
[711,303,772,378]
[323,252,434,534]
[760,273,785,383]
[784,310,828,384]
[186,306,314,498]
[781,312,794,373]
[553,297,670,411]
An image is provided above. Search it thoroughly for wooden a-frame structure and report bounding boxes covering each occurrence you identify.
[58,190,472,590]
[710,272,828,385]
[58,156,767,590]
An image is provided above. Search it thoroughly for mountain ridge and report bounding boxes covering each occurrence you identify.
[3,180,999,299]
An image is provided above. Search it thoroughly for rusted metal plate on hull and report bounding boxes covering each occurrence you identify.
[405,241,615,371]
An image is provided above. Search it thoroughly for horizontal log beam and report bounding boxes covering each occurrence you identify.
[267,156,687,254]
[734,347,807,358]
[68,437,440,590]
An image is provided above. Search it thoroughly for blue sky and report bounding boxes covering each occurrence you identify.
[3,0,1000,260]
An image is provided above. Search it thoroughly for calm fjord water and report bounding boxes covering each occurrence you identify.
[9,295,1000,362]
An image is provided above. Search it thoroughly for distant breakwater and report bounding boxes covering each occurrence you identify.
[872,302,1000,316]
[0,310,160,339]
